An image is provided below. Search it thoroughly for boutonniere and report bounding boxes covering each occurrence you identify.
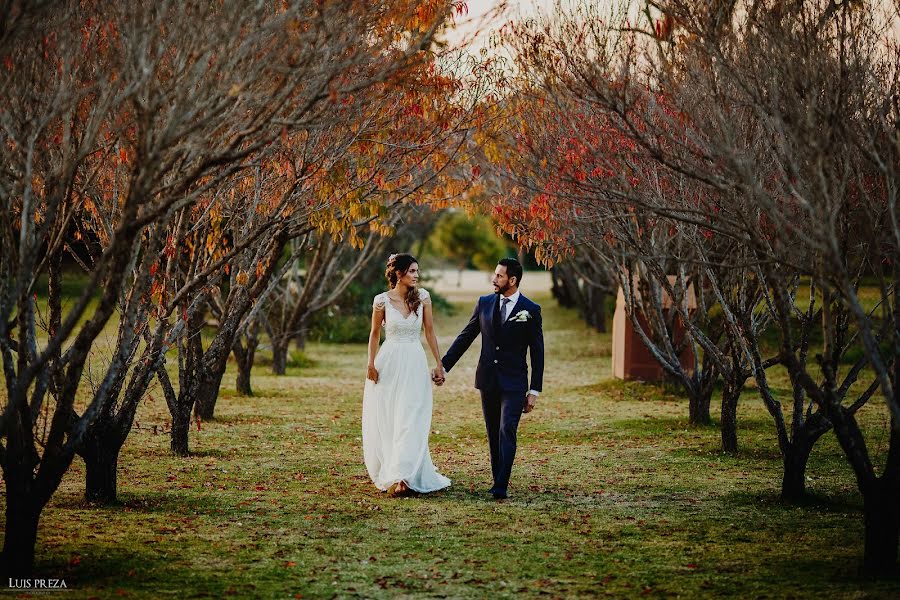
[511,309,531,322]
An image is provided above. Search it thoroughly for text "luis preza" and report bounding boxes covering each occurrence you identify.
[8,578,68,589]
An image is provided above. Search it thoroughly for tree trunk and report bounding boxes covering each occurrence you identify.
[861,409,900,574]
[81,432,123,505]
[688,396,711,426]
[191,319,234,424]
[780,413,831,502]
[586,288,607,333]
[194,374,223,421]
[781,441,812,502]
[292,313,310,351]
[234,324,261,396]
[0,490,41,578]
[824,404,899,574]
[550,269,566,306]
[688,354,718,427]
[171,402,192,457]
[271,337,289,376]
[862,481,900,575]
[720,380,741,454]
[235,356,253,396]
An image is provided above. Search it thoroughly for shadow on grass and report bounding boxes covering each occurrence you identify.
[37,545,244,598]
[199,413,281,425]
[612,414,777,437]
[93,491,239,516]
[722,488,863,513]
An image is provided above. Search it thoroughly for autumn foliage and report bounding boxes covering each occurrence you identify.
[0,0,484,576]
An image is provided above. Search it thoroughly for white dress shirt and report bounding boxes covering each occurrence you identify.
[498,290,520,323]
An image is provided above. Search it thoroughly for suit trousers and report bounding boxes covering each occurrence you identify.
[480,386,526,494]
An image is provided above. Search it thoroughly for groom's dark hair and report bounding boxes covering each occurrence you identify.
[498,257,523,287]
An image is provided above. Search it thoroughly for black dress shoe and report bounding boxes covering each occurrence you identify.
[491,490,508,500]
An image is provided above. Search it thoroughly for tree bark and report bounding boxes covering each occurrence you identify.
[862,481,900,574]
[235,352,253,397]
[232,332,257,397]
[861,415,900,574]
[0,496,40,578]
[81,431,123,505]
[271,337,289,376]
[194,371,225,421]
[171,402,192,457]
[687,352,718,427]
[780,412,831,502]
[552,268,575,308]
[781,441,812,502]
[292,313,310,351]
[688,394,712,426]
[585,287,607,333]
[720,379,741,453]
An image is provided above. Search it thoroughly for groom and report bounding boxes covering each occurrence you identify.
[438,258,544,500]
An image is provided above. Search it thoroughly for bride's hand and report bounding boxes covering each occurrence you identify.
[367,365,379,384]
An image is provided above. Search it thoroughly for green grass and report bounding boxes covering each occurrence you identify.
[4,289,900,598]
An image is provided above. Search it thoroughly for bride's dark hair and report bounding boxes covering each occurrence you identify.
[385,253,421,314]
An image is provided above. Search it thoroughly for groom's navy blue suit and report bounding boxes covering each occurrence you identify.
[442,292,544,497]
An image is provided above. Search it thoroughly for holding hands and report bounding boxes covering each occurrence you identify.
[370,363,444,387]
[431,364,445,386]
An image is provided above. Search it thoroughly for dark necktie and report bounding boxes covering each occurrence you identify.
[500,297,510,323]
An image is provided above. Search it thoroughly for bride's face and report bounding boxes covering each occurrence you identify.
[397,263,419,288]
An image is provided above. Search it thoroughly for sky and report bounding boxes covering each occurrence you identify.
[442,0,559,55]
[444,0,900,55]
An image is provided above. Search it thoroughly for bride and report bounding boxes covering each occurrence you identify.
[363,253,451,496]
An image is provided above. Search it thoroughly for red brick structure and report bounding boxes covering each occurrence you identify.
[611,277,697,381]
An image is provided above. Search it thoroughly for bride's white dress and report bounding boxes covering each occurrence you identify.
[362,288,451,493]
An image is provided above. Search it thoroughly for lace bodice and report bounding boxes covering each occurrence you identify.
[373,289,431,343]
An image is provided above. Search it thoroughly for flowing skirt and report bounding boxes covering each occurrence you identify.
[362,339,451,493]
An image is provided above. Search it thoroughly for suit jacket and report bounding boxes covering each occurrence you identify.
[442,293,544,393]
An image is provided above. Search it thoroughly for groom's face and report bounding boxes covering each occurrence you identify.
[492,265,516,295]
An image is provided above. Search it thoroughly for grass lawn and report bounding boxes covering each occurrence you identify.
[4,285,900,598]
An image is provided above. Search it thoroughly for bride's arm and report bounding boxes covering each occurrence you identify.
[422,303,443,378]
[367,304,385,383]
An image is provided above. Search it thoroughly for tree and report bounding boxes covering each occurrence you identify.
[550,259,615,333]
[429,210,508,286]
[490,0,899,572]
[0,0,466,574]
